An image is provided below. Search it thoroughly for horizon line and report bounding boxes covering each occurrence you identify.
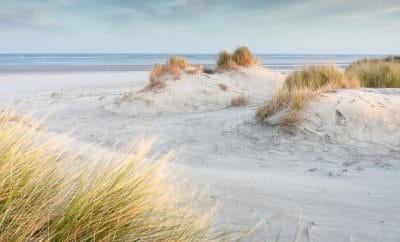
[0,52,393,56]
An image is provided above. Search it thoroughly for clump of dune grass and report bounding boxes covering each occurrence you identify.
[346,57,400,88]
[217,47,258,70]
[257,65,359,128]
[0,113,214,241]
[231,95,248,107]
[167,56,188,79]
[232,47,258,67]
[148,63,166,89]
[217,51,238,70]
[147,56,204,90]
[285,65,359,91]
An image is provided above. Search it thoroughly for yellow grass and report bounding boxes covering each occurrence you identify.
[232,47,258,67]
[217,47,258,70]
[167,56,188,78]
[148,63,166,89]
[231,95,248,107]
[257,65,359,128]
[0,113,215,241]
[217,51,238,70]
[346,58,400,88]
[147,56,204,89]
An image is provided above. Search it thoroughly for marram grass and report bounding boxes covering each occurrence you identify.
[346,57,400,88]
[147,56,203,89]
[0,113,215,241]
[257,65,359,128]
[217,47,258,70]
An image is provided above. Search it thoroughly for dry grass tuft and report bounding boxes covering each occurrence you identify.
[219,83,228,91]
[167,56,188,78]
[0,113,215,241]
[232,46,258,67]
[231,95,248,107]
[147,56,204,89]
[148,63,166,89]
[257,65,359,128]
[285,65,359,91]
[217,47,258,70]
[346,58,400,88]
[217,51,238,70]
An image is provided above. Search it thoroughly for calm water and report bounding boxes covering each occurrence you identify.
[0,53,383,72]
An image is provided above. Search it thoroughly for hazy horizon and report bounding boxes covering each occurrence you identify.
[0,52,389,55]
[1,0,399,54]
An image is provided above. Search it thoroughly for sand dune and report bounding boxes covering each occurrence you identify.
[108,67,285,114]
[0,67,399,241]
[300,89,400,154]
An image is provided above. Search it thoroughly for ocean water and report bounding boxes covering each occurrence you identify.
[0,53,383,72]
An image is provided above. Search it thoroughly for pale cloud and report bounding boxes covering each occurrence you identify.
[383,5,400,14]
[0,3,56,29]
[0,0,398,53]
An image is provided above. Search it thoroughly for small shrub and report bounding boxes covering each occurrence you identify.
[232,46,258,67]
[0,114,214,241]
[231,95,248,106]
[217,51,237,70]
[346,58,400,88]
[148,63,166,89]
[219,83,228,91]
[258,65,359,128]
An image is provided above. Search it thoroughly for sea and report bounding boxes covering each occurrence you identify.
[0,53,383,73]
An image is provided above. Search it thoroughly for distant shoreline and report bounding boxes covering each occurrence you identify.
[0,53,383,73]
[0,65,153,73]
[0,63,350,74]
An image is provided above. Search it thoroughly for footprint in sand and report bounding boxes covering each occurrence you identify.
[335,109,346,125]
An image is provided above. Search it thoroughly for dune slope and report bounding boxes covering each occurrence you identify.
[0,68,399,241]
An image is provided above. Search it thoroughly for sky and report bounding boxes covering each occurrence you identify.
[0,0,399,54]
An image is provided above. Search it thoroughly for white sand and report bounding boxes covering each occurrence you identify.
[0,68,399,241]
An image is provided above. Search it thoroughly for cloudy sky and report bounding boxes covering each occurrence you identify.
[0,0,399,54]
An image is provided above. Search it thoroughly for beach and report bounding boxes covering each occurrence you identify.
[1,63,399,241]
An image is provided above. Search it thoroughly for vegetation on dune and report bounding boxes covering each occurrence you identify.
[167,56,188,78]
[147,56,203,89]
[383,56,400,62]
[232,47,258,67]
[231,95,248,107]
[217,51,238,70]
[217,47,258,70]
[148,63,166,89]
[346,57,400,88]
[285,65,359,91]
[257,65,359,128]
[0,113,214,241]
